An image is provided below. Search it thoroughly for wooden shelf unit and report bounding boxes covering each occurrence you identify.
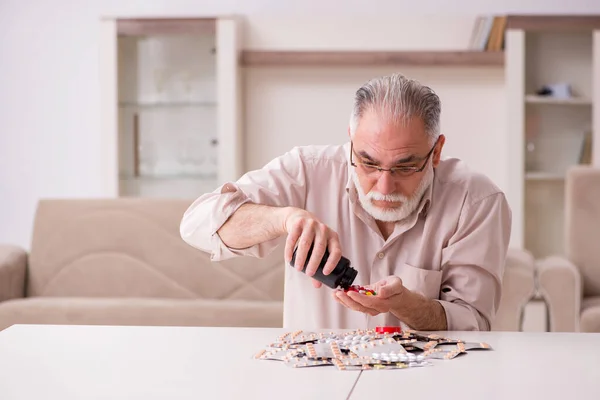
[525,172,565,181]
[240,50,504,67]
[116,18,217,36]
[506,15,600,258]
[100,16,243,198]
[507,15,600,32]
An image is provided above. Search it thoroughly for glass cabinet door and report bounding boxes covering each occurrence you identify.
[100,17,242,199]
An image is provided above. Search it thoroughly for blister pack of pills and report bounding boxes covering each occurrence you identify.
[254,347,302,361]
[332,332,385,350]
[305,342,343,360]
[284,358,332,368]
[409,331,467,345]
[422,343,467,360]
[461,342,492,350]
[422,349,463,360]
[331,356,430,371]
[254,328,493,371]
[349,337,408,358]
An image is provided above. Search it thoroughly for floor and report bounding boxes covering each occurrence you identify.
[521,299,548,332]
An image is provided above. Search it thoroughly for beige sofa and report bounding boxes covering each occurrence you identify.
[0,199,285,331]
[536,166,600,332]
[0,198,535,332]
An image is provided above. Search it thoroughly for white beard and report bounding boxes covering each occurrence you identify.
[351,164,434,222]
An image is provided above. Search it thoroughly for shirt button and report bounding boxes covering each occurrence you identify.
[378,252,384,259]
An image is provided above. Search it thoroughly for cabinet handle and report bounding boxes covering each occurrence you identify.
[133,113,139,177]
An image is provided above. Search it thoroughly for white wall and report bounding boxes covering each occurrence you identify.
[2,0,600,249]
[244,66,505,169]
[242,15,505,191]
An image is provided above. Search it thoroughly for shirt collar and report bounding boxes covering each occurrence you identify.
[417,176,433,218]
[344,142,354,193]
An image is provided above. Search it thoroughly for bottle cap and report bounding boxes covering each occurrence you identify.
[375,326,402,334]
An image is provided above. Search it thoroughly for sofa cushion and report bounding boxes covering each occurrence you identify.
[27,199,285,301]
[0,297,283,331]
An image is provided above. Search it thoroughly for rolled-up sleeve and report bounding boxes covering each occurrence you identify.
[438,192,512,331]
[180,147,309,261]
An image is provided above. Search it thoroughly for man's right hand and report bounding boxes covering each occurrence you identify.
[281,207,343,288]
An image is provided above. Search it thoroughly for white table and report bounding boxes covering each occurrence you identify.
[0,324,359,400]
[351,331,600,400]
[1,326,600,400]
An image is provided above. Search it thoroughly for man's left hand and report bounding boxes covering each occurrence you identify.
[332,275,405,317]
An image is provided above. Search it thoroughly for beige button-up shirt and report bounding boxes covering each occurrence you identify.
[180,143,512,331]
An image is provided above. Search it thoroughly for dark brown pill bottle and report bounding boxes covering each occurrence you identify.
[290,243,358,290]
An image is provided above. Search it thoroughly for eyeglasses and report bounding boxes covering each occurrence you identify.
[350,139,438,178]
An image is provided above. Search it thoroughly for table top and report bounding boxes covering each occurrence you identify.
[351,330,600,400]
[0,324,359,400]
[1,325,600,400]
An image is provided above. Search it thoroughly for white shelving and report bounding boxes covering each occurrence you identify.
[118,101,218,107]
[525,172,564,181]
[506,16,600,259]
[99,17,243,199]
[525,95,592,105]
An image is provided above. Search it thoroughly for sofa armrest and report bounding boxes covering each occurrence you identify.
[536,256,582,332]
[0,245,27,302]
[492,248,536,331]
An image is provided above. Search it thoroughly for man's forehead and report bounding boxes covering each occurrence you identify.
[354,112,426,141]
[353,126,428,152]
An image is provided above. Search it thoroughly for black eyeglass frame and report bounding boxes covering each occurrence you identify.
[350,138,438,177]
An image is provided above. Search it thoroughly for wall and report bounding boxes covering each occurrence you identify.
[2,0,600,249]
[243,16,505,181]
[244,65,505,173]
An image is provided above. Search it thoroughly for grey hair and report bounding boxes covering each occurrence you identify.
[349,73,441,143]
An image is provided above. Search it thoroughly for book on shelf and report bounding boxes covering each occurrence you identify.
[469,15,507,51]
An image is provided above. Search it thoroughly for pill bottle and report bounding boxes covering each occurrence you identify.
[290,243,358,290]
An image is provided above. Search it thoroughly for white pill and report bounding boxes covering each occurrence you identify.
[361,335,371,341]
[416,355,425,361]
[389,351,397,356]
[379,352,388,358]
[345,335,353,341]
[354,335,362,341]
[371,353,380,359]
[352,340,360,345]
[408,353,416,361]
[399,354,408,361]
[390,355,399,362]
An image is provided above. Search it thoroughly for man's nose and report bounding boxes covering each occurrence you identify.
[375,171,395,195]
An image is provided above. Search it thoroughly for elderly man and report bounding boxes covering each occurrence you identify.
[180,73,511,332]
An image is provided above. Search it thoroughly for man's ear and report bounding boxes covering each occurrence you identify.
[432,135,445,167]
